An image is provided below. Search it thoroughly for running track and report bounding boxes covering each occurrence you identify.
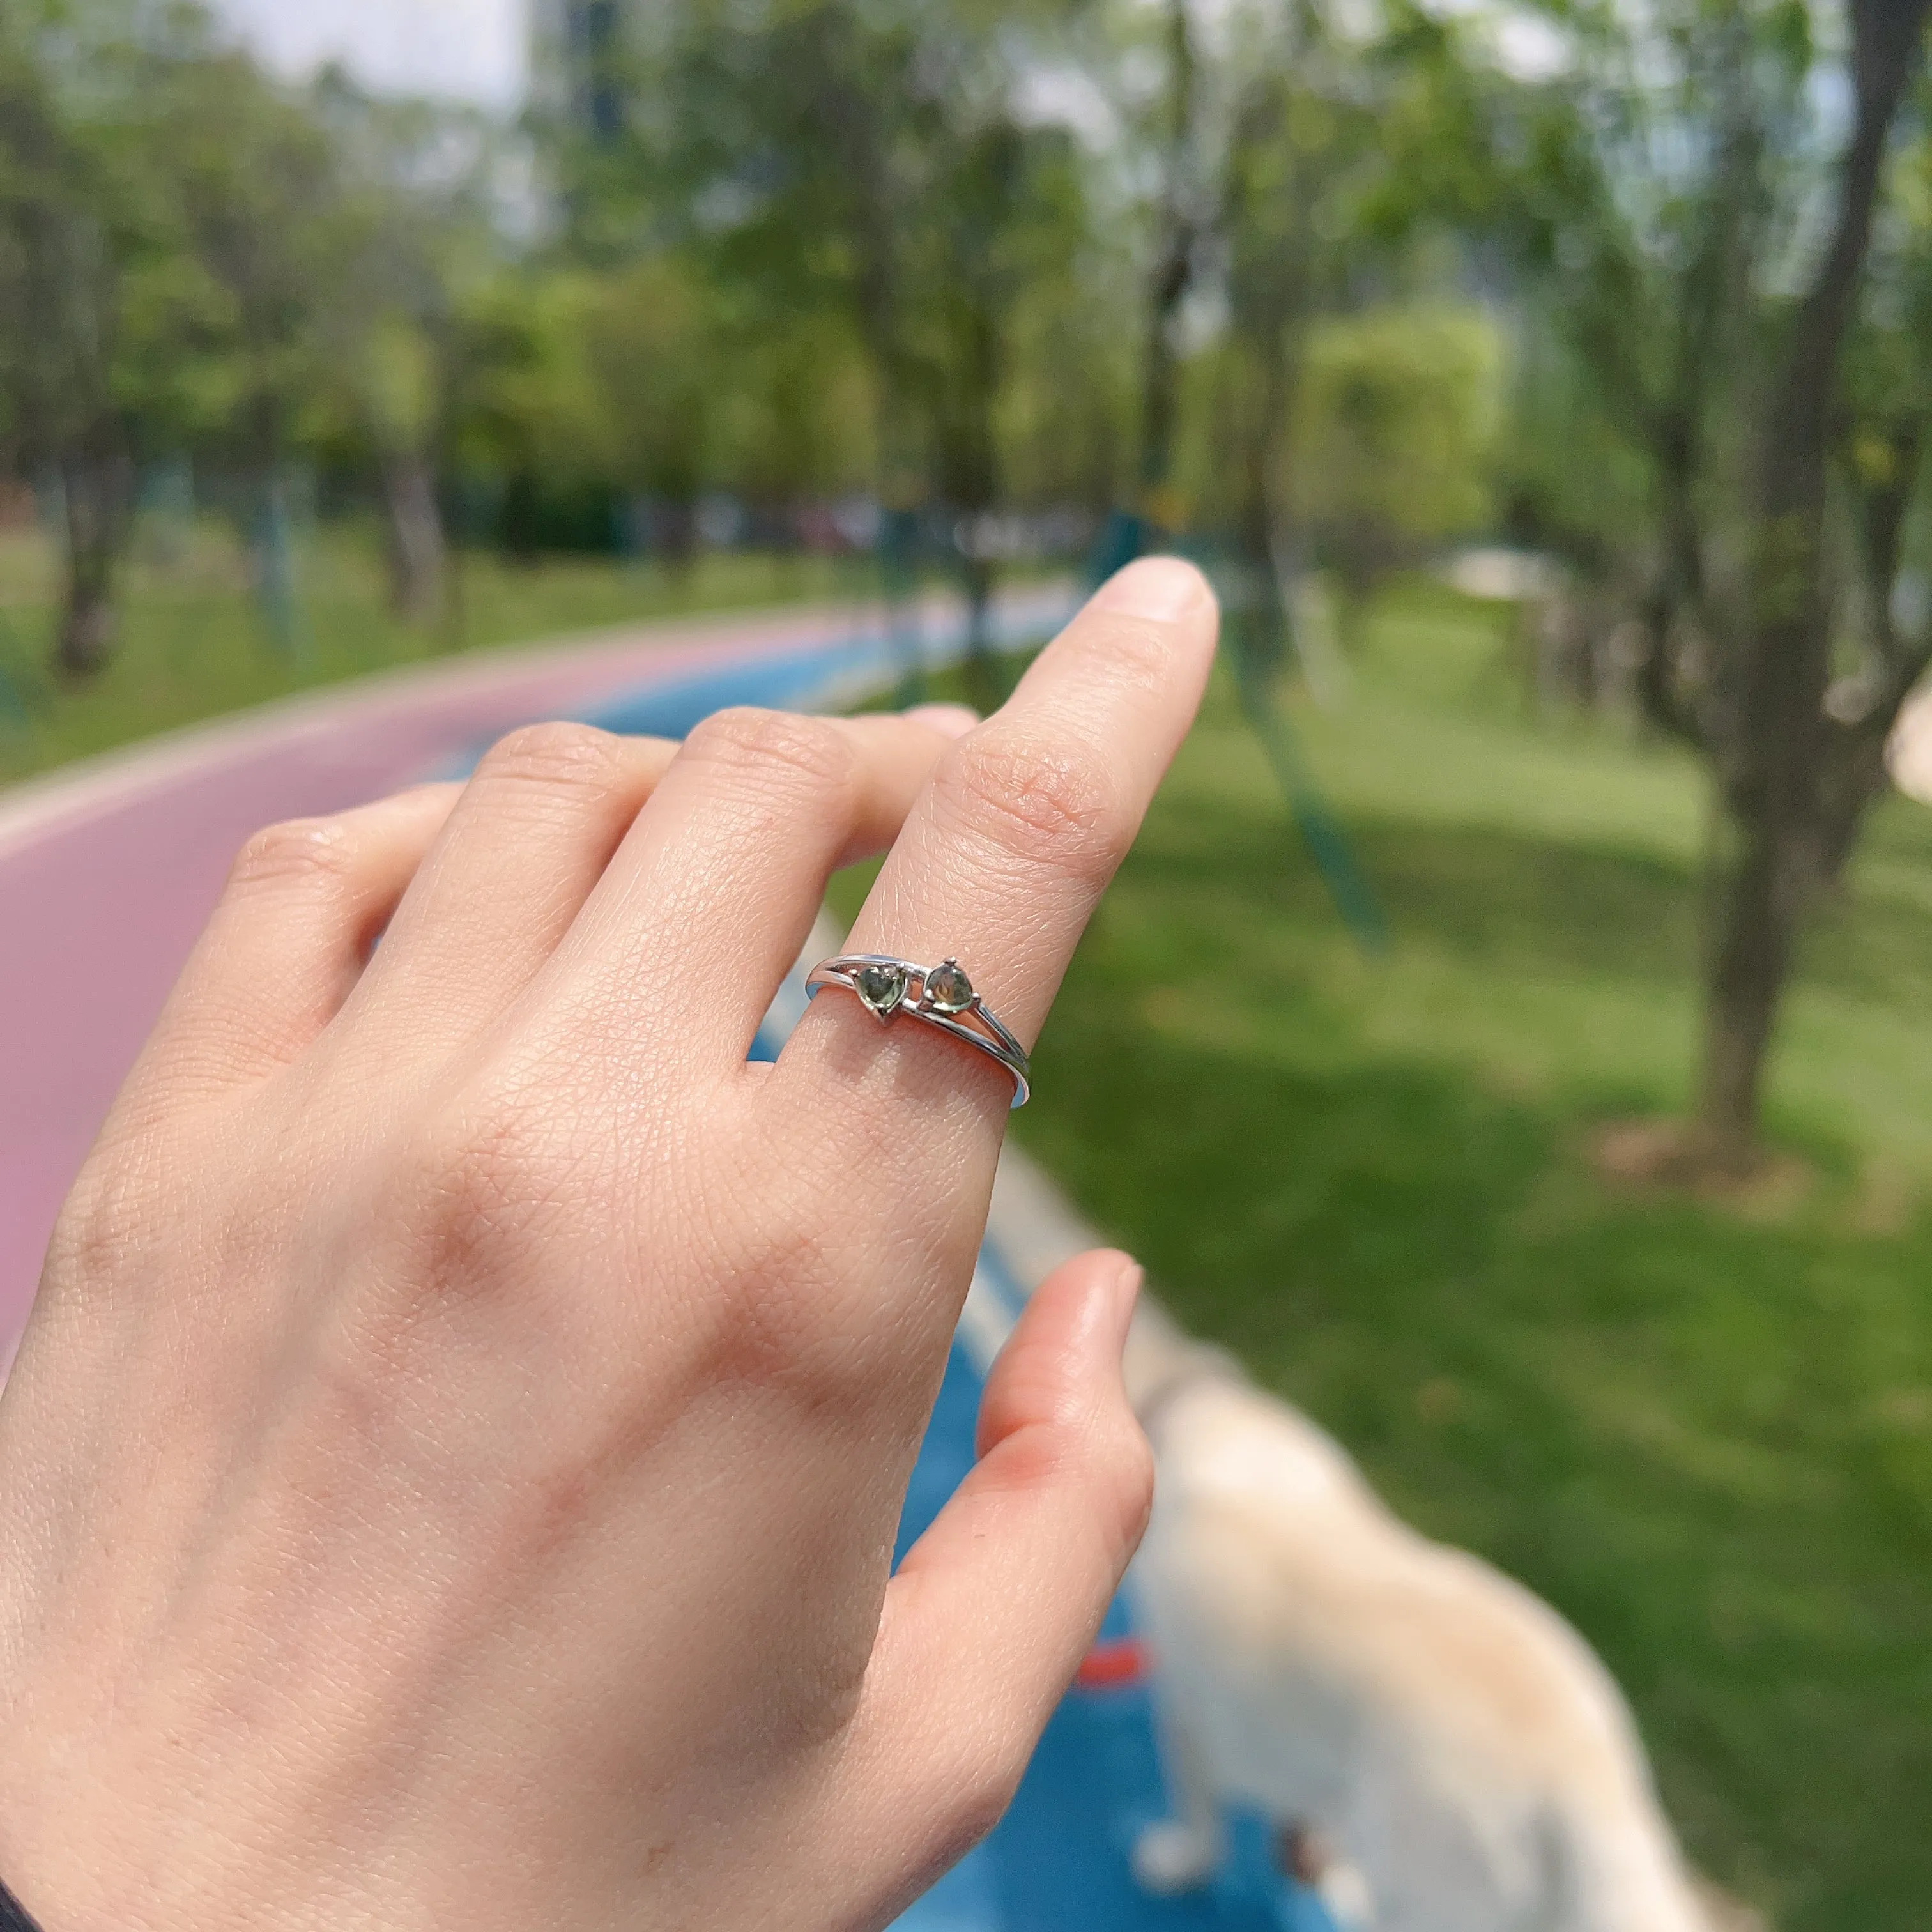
[0,589,1326,1932]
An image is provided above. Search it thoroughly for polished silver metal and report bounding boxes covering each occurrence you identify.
[806,954,1031,1108]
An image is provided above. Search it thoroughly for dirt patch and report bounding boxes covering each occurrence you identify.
[1588,1117,1813,1217]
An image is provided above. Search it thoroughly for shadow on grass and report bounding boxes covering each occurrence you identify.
[1133,791,1932,1016]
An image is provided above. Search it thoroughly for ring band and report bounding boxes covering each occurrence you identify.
[805,954,1031,1108]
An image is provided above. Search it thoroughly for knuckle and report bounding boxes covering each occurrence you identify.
[693,1215,845,1393]
[43,1126,205,1303]
[680,706,855,794]
[978,1407,1153,1556]
[476,721,625,797]
[227,815,358,894]
[939,731,1123,877]
[388,1085,594,1299]
[46,1160,153,1286]
[981,1416,1078,1497]
[924,1745,1025,1868]
[1091,610,1183,696]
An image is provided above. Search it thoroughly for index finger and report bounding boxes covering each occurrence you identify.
[774,556,1217,1128]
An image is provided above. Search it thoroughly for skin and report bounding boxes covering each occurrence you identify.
[0,558,1220,1932]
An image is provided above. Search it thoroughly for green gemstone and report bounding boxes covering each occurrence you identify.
[926,960,974,1014]
[854,963,907,1018]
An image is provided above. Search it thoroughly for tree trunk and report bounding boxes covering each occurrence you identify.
[1225,334,1296,694]
[1816,726,1892,887]
[500,468,544,564]
[1631,418,1712,747]
[382,453,447,627]
[249,470,300,656]
[960,544,995,692]
[1137,0,1197,526]
[936,287,1004,710]
[1696,818,1810,1172]
[1692,0,1930,1160]
[53,441,132,681]
[872,375,929,703]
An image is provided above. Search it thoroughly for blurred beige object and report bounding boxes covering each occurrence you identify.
[1441,548,1564,603]
[1885,687,1932,804]
[985,1144,1754,1932]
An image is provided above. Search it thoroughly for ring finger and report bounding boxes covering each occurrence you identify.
[518,709,979,1080]
[128,783,461,1108]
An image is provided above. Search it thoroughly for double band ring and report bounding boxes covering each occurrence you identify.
[805,954,1031,1108]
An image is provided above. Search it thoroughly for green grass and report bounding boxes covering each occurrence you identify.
[838,582,1932,1930]
[0,523,871,787]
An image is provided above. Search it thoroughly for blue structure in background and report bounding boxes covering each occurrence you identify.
[458,601,1336,1932]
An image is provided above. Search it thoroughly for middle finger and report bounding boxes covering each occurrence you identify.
[514,709,977,1078]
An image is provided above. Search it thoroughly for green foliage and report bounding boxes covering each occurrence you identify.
[0,0,220,458]
[1291,304,1503,579]
[636,0,1107,519]
[1486,0,1834,612]
[1489,309,1650,572]
[148,52,348,457]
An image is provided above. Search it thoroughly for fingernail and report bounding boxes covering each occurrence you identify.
[1092,556,1208,622]
[1111,1257,1146,1346]
[904,702,980,740]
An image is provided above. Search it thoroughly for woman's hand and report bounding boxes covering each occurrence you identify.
[0,559,1218,1932]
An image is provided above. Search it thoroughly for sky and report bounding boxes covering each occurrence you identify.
[213,0,528,108]
[210,0,1572,116]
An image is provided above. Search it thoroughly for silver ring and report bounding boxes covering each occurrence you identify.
[805,954,1031,1108]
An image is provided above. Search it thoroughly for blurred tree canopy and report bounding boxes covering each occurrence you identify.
[6,0,1932,1163]
[1294,306,1503,632]
[1488,0,1932,1166]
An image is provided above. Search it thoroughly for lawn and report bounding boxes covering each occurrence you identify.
[841,582,1932,1931]
[0,522,871,787]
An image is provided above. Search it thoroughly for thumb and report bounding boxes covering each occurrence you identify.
[836,1250,1152,1910]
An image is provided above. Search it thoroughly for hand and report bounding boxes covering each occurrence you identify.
[0,559,1218,1932]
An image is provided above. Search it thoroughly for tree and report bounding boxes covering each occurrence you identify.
[156,52,354,649]
[1207,0,1385,691]
[1510,0,1932,1170]
[309,84,496,627]
[1699,0,1932,1163]
[1102,0,1206,562]
[579,256,716,564]
[1292,304,1501,622]
[1138,0,1202,528]
[0,0,212,675]
[620,0,1092,686]
[1829,119,1932,873]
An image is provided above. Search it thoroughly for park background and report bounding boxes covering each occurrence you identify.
[4,0,1932,1925]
